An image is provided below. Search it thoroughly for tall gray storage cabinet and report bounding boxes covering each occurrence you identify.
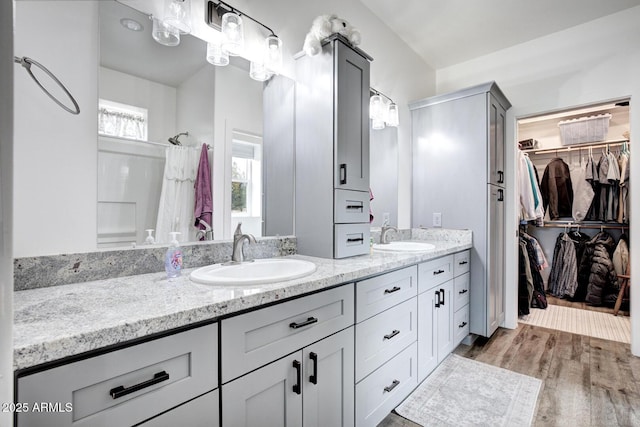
[295,35,372,258]
[410,82,511,338]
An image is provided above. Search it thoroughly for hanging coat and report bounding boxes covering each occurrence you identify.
[541,158,573,220]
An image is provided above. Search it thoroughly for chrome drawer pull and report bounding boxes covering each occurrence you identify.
[459,321,468,328]
[289,317,318,329]
[384,330,400,340]
[109,371,169,399]
[458,289,468,295]
[384,380,400,393]
[458,260,468,265]
[384,286,401,294]
[433,269,445,275]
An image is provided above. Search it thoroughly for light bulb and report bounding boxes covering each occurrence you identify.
[151,17,180,46]
[386,103,399,127]
[221,12,244,56]
[369,95,384,120]
[264,35,282,74]
[162,0,191,34]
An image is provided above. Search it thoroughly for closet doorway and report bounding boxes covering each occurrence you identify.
[516,99,631,343]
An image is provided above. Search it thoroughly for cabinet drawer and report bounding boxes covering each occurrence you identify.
[453,272,470,311]
[454,306,470,346]
[355,342,418,427]
[356,266,417,322]
[335,189,370,223]
[17,324,218,427]
[221,284,354,383]
[335,223,370,258]
[418,255,453,293]
[355,298,417,382]
[139,389,219,427]
[454,250,470,276]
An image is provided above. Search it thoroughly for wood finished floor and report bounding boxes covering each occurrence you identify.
[379,323,640,427]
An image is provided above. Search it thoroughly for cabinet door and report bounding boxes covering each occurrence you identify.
[436,280,454,362]
[488,184,505,336]
[417,290,437,382]
[222,352,302,427]
[488,94,506,186]
[303,328,355,427]
[139,389,219,427]
[334,40,370,192]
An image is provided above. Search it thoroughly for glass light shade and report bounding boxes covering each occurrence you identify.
[206,41,229,66]
[151,17,180,47]
[372,118,386,130]
[249,61,272,82]
[264,35,282,74]
[163,0,192,34]
[369,95,384,120]
[221,12,244,56]
[386,103,399,127]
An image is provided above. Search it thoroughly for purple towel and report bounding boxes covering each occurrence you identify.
[194,144,212,238]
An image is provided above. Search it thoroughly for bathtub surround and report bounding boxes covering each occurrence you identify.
[14,236,296,291]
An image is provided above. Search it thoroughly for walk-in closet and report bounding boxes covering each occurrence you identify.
[516,100,631,343]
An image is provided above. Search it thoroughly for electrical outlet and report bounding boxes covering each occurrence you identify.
[433,212,442,227]
[383,212,390,224]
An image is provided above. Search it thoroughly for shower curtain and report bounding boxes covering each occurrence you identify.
[155,146,200,244]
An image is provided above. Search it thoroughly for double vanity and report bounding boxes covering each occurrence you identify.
[13,229,471,427]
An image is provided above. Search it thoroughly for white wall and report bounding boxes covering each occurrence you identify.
[99,67,177,143]
[14,1,98,257]
[0,0,13,421]
[177,64,215,148]
[436,6,640,355]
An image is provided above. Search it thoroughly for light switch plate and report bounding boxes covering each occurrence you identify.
[433,212,442,227]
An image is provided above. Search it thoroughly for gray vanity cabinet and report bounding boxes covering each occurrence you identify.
[410,81,511,338]
[295,35,372,259]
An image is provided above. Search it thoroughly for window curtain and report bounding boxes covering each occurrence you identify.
[98,108,146,141]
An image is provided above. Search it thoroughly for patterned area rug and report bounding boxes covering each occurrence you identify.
[395,354,541,427]
[519,304,631,343]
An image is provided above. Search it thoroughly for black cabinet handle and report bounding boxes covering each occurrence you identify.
[498,171,504,184]
[440,289,445,305]
[293,360,302,394]
[340,164,347,185]
[458,289,468,295]
[458,260,468,265]
[383,380,400,393]
[290,317,318,329]
[384,330,400,340]
[346,204,363,211]
[384,286,401,294]
[346,237,364,243]
[110,371,169,399]
[309,352,318,385]
[498,189,504,202]
[459,321,468,328]
[433,269,445,275]
[435,290,441,308]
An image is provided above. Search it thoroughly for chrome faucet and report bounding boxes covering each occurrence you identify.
[195,220,214,241]
[231,222,256,263]
[380,220,398,244]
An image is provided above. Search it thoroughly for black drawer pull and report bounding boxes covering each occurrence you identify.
[458,260,468,265]
[458,289,468,295]
[384,330,400,340]
[433,269,445,275]
[293,360,301,394]
[384,286,401,294]
[346,204,363,210]
[498,189,504,202]
[384,380,400,393]
[440,289,445,305]
[340,164,347,185]
[110,371,169,399]
[347,237,364,243]
[498,171,504,184]
[309,352,318,385]
[435,290,441,308]
[459,321,468,328]
[290,317,318,329]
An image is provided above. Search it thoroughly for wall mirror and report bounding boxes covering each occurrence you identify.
[98,1,294,247]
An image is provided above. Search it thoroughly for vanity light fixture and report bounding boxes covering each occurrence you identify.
[150,16,180,47]
[206,1,283,79]
[206,40,229,66]
[370,88,399,129]
[162,0,192,35]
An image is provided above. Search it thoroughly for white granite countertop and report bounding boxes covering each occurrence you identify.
[13,233,471,371]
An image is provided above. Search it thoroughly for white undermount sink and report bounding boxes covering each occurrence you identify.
[372,241,436,252]
[190,258,317,286]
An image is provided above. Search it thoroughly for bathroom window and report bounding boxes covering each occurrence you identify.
[231,133,262,219]
[98,99,148,141]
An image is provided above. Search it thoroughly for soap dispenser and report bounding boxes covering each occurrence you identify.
[165,232,183,279]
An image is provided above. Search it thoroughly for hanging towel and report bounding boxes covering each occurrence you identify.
[369,188,374,223]
[194,144,213,239]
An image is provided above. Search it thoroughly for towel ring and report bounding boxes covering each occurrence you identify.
[14,56,80,115]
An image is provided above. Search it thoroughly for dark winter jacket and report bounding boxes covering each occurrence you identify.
[584,232,618,306]
[541,158,573,220]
